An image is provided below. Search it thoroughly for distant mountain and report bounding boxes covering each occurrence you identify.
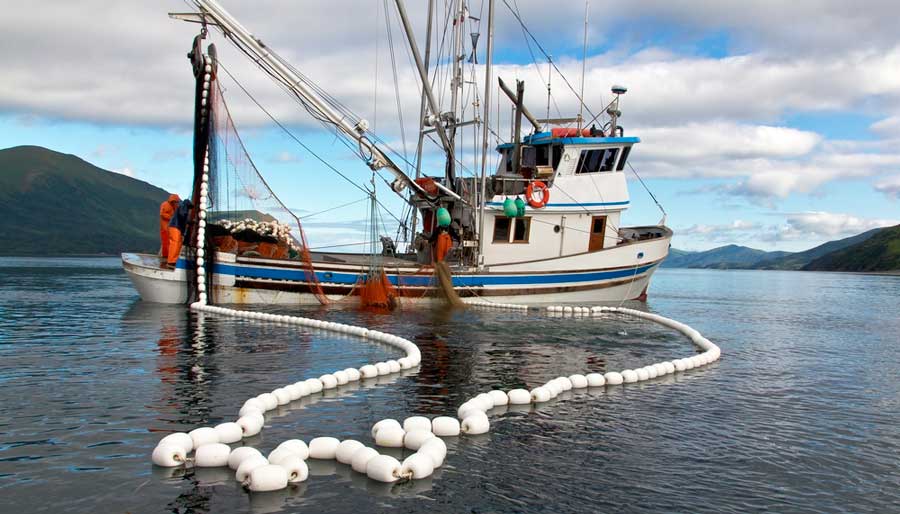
[750,228,883,270]
[662,244,789,269]
[0,145,171,255]
[803,225,900,272]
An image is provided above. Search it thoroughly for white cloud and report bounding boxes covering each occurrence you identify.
[875,175,900,199]
[677,219,762,242]
[770,211,898,241]
[870,116,900,137]
[638,123,821,162]
[112,167,135,178]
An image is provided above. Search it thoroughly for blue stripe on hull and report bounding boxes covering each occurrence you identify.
[179,259,658,288]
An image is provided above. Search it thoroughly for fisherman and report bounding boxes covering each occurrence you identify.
[165,198,193,270]
[429,217,460,263]
[158,194,180,261]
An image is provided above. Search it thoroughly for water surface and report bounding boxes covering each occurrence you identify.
[1,258,898,513]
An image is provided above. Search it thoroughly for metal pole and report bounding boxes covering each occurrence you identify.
[578,0,589,131]
[393,0,454,162]
[409,0,435,243]
[476,0,494,266]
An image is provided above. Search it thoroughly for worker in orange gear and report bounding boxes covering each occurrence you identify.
[165,199,193,270]
[429,221,460,263]
[158,194,180,261]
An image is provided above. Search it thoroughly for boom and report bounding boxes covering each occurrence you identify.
[188,0,430,198]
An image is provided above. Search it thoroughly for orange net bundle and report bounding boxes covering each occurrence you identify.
[359,270,399,310]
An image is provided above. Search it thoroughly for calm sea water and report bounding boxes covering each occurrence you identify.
[0,257,898,513]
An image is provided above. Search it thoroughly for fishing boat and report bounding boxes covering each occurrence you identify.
[122,0,671,306]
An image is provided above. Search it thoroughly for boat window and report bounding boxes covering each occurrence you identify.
[535,144,550,166]
[616,146,632,171]
[551,144,563,170]
[493,217,511,242]
[497,149,513,173]
[575,148,619,174]
[512,217,531,243]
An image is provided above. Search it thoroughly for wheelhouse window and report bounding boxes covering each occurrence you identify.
[616,146,632,171]
[493,216,531,243]
[493,217,511,242]
[575,148,619,174]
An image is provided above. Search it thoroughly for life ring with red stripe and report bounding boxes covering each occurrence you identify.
[526,180,550,208]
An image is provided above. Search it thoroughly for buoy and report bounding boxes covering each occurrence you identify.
[568,374,589,388]
[371,419,402,438]
[279,455,309,483]
[308,437,341,459]
[418,437,447,467]
[359,364,378,378]
[374,426,405,448]
[152,444,186,467]
[555,377,574,391]
[245,464,288,492]
[636,368,650,381]
[285,384,303,401]
[531,387,552,403]
[268,447,299,466]
[189,427,220,449]
[237,415,264,437]
[305,378,324,393]
[621,369,639,383]
[431,416,461,437]
[488,390,509,406]
[507,389,532,404]
[403,429,435,450]
[333,370,349,385]
[294,381,312,397]
[159,432,193,454]
[403,416,432,433]
[375,362,391,375]
[544,381,561,397]
[604,372,624,385]
[214,422,243,444]
[236,455,269,482]
[400,453,435,480]
[228,447,262,470]
[344,368,361,382]
[335,440,365,464]
[653,363,667,377]
[257,393,278,410]
[461,412,490,435]
[674,359,687,372]
[350,446,379,474]
[275,439,309,460]
[398,357,414,369]
[195,443,231,467]
[319,374,338,389]
[366,455,403,483]
[387,360,401,373]
[239,404,263,418]
[586,373,606,387]
[663,361,676,374]
[474,393,495,410]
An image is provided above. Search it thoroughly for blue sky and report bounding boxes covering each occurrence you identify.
[2,0,899,252]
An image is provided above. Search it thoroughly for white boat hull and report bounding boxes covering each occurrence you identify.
[123,226,670,306]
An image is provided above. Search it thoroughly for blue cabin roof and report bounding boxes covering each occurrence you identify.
[496,131,640,150]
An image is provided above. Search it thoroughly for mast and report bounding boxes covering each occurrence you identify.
[188,0,430,197]
[446,0,466,185]
[476,0,495,266]
[410,0,435,242]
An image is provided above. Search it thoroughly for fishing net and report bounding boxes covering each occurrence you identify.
[204,80,329,305]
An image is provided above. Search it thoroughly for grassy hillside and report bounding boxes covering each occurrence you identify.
[803,225,900,272]
[0,145,172,255]
[751,228,882,270]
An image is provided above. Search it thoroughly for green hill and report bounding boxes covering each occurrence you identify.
[750,228,882,270]
[662,244,789,269]
[0,145,172,255]
[803,225,900,272]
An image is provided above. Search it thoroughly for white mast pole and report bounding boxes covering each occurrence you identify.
[192,0,427,196]
[409,0,435,243]
[578,0,589,131]
[476,0,495,267]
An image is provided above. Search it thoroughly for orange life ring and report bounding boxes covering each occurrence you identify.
[526,180,550,208]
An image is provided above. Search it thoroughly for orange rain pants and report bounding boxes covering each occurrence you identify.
[167,227,184,266]
[159,195,179,256]
[434,232,452,262]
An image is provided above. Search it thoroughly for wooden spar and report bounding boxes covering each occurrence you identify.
[498,78,541,132]
[512,80,525,174]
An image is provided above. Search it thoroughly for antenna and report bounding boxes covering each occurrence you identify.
[546,55,552,127]
[578,0,589,130]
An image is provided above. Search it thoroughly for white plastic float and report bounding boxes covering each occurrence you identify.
[149,149,721,495]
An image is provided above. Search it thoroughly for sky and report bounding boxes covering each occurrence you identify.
[2,0,900,252]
